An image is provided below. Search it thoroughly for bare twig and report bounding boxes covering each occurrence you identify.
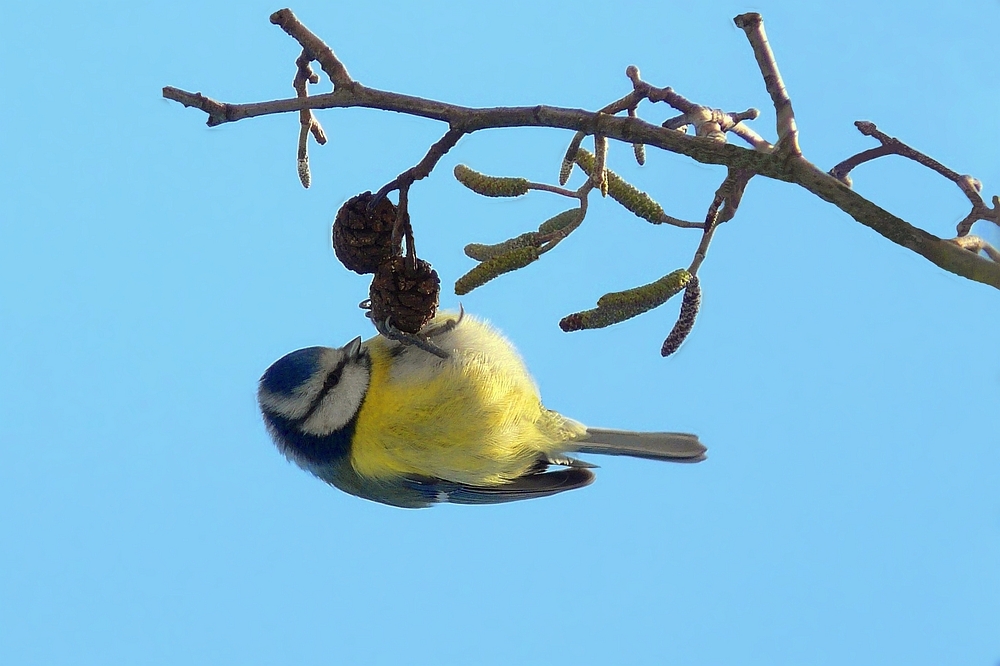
[959,195,1000,237]
[270,8,353,90]
[560,64,771,185]
[689,169,752,274]
[628,106,646,166]
[527,182,586,199]
[951,235,1000,263]
[663,105,764,146]
[734,12,800,157]
[652,77,770,152]
[373,127,466,264]
[293,50,327,188]
[830,121,1000,236]
[593,133,609,195]
[394,186,415,267]
[537,184,593,254]
[162,11,1000,291]
[625,65,646,165]
[373,127,466,207]
[662,170,750,358]
[728,118,773,152]
[828,145,893,186]
[162,88,231,126]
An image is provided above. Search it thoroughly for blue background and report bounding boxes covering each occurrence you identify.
[2,1,998,664]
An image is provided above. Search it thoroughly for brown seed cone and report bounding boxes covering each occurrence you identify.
[369,256,441,334]
[333,192,401,275]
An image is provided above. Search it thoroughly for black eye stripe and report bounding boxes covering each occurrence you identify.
[295,356,350,424]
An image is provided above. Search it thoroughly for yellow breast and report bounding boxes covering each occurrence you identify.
[349,316,583,486]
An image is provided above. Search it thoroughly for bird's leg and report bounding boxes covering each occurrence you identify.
[358,299,460,359]
[373,316,451,359]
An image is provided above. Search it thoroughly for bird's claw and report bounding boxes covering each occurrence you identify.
[359,300,463,359]
[424,303,464,338]
[374,315,450,359]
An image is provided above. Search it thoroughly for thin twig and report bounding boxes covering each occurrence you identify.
[643,69,769,151]
[293,50,327,188]
[163,88,231,125]
[734,12,800,157]
[593,133,609,195]
[538,184,593,254]
[559,63,771,181]
[689,169,752,274]
[828,145,893,185]
[395,186,416,267]
[558,81,647,183]
[729,121,773,152]
[951,235,1000,263]
[627,106,645,166]
[270,8,353,90]
[293,51,327,143]
[162,13,1000,291]
[372,127,466,207]
[526,182,586,199]
[625,66,647,166]
[372,127,465,265]
[829,121,999,236]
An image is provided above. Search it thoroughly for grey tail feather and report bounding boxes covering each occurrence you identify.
[571,428,707,463]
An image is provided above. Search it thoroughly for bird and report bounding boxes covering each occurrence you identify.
[257,311,706,508]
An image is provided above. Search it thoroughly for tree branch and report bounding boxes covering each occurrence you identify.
[292,49,326,188]
[162,11,1000,292]
[269,8,353,90]
[950,235,1000,263]
[830,121,1000,236]
[689,169,752,275]
[734,12,800,157]
[373,127,466,266]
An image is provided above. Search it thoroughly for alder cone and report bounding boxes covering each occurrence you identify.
[369,256,440,334]
[333,192,401,274]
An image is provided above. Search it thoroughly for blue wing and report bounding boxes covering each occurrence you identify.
[401,468,595,506]
[319,455,595,508]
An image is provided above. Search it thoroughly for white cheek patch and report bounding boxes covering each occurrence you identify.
[258,348,346,420]
[258,387,312,420]
[300,362,370,436]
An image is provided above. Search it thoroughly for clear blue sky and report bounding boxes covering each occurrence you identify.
[2,1,998,664]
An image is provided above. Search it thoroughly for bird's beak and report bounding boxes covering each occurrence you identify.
[343,336,363,359]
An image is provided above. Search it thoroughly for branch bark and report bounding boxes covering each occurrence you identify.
[161,10,1000,292]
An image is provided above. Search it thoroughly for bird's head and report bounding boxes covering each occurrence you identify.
[257,337,370,469]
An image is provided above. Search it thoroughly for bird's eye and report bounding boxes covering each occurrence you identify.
[297,356,351,423]
[318,363,344,397]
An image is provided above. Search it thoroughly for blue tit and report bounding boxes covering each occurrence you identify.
[257,311,705,508]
